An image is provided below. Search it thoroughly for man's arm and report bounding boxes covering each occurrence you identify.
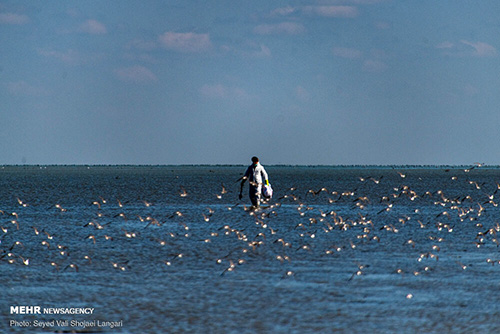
[261,167,269,185]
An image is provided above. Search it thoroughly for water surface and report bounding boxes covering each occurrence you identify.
[2,165,500,333]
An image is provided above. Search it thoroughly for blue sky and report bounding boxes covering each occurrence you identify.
[1,0,499,165]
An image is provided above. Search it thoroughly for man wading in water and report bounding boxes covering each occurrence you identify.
[239,156,269,208]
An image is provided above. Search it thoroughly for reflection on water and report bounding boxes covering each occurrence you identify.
[2,166,500,333]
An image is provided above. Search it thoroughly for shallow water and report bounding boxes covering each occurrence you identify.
[2,165,500,333]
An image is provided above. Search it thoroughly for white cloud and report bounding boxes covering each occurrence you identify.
[115,66,157,83]
[0,12,29,25]
[333,47,362,59]
[79,19,107,34]
[314,0,387,4]
[270,5,359,18]
[271,1,382,17]
[270,6,297,16]
[126,39,157,51]
[302,6,359,18]
[339,0,387,4]
[374,21,391,30]
[332,47,388,73]
[200,84,249,100]
[221,42,272,58]
[7,81,49,97]
[437,40,497,57]
[463,84,479,96]
[200,84,226,98]
[460,40,497,57]
[247,44,272,58]
[436,41,454,49]
[159,32,211,53]
[295,86,310,101]
[37,48,103,65]
[363,59,387,72]
[66,8,80,18]
[124,53,159,64]
[38,49,82,65]
[369,48,388,59]
[254,22,305,35]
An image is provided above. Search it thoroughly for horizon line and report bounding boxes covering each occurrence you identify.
[0,164,493,168]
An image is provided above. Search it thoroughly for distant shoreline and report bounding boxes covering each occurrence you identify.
[0,164,496,169]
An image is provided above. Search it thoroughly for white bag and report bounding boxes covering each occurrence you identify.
[263,184,273,199]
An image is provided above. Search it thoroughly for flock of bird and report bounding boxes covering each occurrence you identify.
[1,164,500,283]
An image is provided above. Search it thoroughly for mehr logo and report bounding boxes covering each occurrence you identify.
[10,306,42,314]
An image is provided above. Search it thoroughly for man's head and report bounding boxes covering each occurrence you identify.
[251,156,259,165]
